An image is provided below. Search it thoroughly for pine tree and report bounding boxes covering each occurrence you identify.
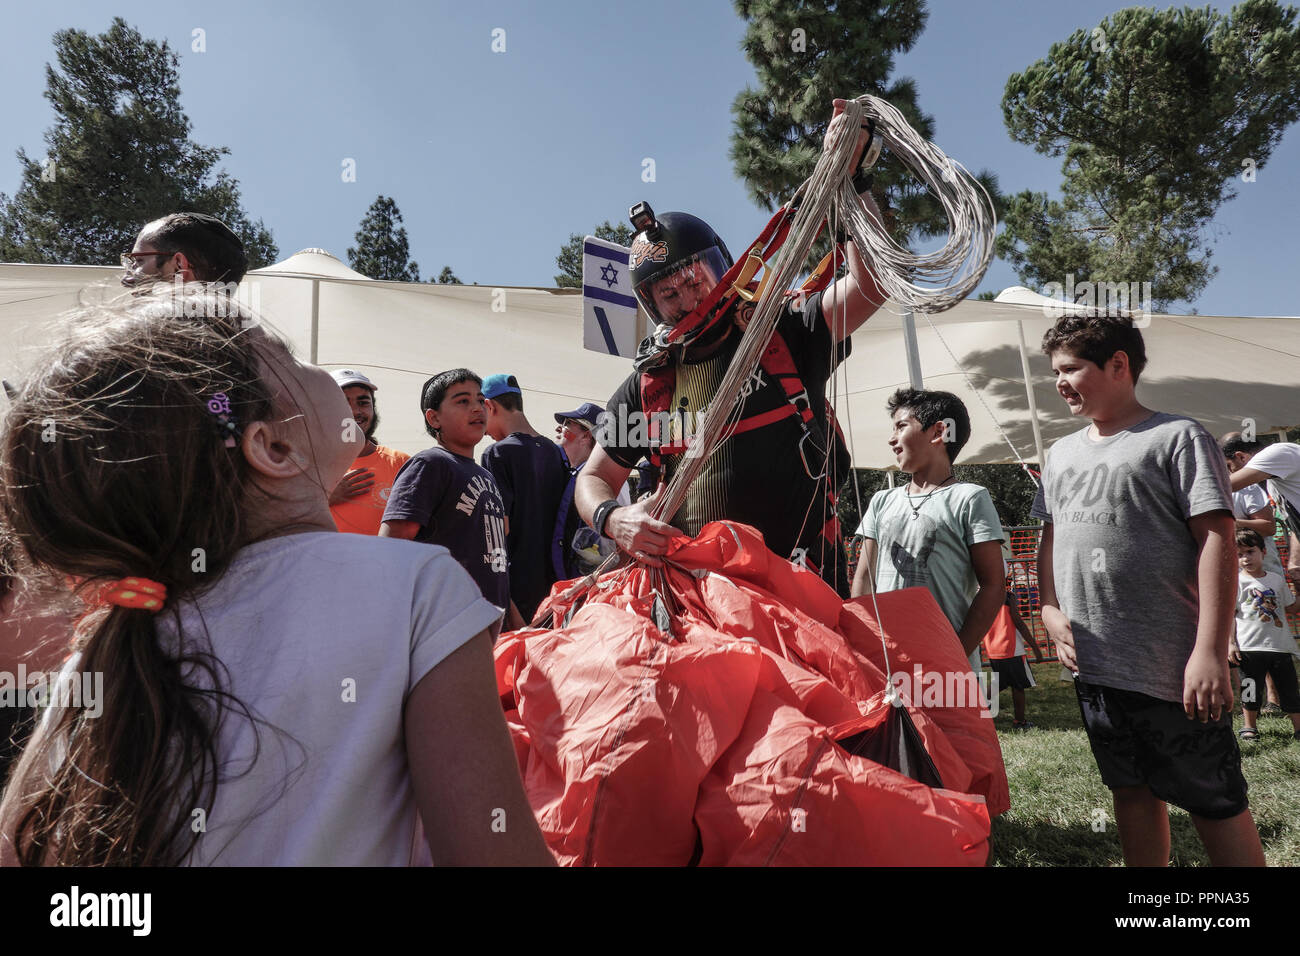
[554,221,634,288]
[998,1,1300,309]
[0,18,276,268]
[347,196,420,282]
[729,0,1001,247]
[435,266,462,284]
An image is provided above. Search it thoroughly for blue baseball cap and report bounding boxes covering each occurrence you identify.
[554,402,603,429]
[482,373,522,400]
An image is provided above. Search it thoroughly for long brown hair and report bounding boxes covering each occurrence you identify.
[0,294,281,865]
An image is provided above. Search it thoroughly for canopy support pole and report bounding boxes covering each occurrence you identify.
[1016,319,1046,467]
[309,279,320,365]
[901,311,923,389]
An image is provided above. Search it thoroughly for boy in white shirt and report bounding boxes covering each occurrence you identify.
[1231,529,1300,741]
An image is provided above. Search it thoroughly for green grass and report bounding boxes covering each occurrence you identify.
[986,662,1300,866]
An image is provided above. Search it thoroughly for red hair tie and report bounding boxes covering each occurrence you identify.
[99,577,168,612]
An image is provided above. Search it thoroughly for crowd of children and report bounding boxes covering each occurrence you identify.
[1,271,1295,866]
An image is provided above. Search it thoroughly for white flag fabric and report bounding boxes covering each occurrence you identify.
[582,236,638,357]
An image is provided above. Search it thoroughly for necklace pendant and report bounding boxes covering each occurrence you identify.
[910,511,919,520]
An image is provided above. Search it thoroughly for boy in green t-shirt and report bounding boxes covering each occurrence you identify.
[851,388,1006,673]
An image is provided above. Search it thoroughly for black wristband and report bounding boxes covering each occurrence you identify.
[851,169,874,195]
[593,498,620,537]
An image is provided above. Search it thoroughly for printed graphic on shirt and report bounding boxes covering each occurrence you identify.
[883,512,939,589]
[455,473,509,575]
[1244,584,1284,628]
[383,448,510,609]
[1046,462,1134,526]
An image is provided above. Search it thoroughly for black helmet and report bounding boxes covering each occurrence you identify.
[628,202,733,327]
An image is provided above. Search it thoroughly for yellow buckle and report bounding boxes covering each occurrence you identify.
[732,251,772,303]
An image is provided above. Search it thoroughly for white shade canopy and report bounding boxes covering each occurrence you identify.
[2,254,1298,467]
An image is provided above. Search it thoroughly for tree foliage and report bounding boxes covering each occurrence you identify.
[347,195,420,282]
[729,0,1001,248]
[435,266,462,284]
[998,1,1300,309]
[554,221,634,288]
[0,18,276,268]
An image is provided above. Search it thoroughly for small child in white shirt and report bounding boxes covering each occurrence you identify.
[1231,529,1300,741]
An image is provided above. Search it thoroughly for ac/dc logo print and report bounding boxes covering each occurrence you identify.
[630,238,668,269]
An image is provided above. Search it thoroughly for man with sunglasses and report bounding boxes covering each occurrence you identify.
[121,212,247,290]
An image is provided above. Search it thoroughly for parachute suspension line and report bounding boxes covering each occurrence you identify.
[656,95,996,525]
[645,95,995,677]
[823,277,900,691]
[653,108,855,524]
[836,95,997,314]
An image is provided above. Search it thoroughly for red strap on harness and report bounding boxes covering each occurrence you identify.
[663,205,842,348]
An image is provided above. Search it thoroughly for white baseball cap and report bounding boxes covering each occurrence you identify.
[331,368,378,391]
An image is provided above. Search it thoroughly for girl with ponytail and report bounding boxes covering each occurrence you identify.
[0,294,551,866]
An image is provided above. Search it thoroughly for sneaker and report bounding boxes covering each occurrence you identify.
[1261,703,1283,715]
[1239,728,1260,741]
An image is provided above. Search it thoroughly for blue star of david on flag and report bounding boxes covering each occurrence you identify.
[582,236,638,357]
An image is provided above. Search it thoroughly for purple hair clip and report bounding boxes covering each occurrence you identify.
[206,392,239,448]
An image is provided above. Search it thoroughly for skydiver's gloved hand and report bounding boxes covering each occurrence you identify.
[605,483,678,567]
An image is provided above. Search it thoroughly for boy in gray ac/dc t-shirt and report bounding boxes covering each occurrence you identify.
[1033,314,1263,867]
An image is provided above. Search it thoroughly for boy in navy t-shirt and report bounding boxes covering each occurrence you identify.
[381,369,514,629]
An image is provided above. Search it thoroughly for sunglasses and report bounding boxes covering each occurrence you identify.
[120,251,175,272]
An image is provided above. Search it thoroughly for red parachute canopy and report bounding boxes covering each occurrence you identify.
[496,521,1010,866]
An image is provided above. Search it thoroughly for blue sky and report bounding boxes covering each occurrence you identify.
[1,0,1296,316]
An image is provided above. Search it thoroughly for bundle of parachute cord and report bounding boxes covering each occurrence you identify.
[546,94,998,652]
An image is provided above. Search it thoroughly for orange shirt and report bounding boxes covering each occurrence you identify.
[982,605,1019,660]
[330,444,411,536]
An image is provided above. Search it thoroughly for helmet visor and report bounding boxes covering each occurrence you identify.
[634,247,729,327]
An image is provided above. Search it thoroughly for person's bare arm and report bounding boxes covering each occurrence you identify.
[819,104,887,343]
[380,519,420,540]
[1183,511,1237,722]
[1036,522,1077,671]
[405,630,554,866]
[504,601,525,631]
[1236,504,1275,538]
[1006,595,1044,661]
[957,541,1006,656]
[1230,466,1271,492]
[850,537,878,599]
[576,444,677,562]
[1287,532,1300,588]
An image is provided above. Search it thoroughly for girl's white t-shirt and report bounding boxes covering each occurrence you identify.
[155,532,502,865]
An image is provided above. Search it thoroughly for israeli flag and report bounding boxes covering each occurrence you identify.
[582,236,639,357]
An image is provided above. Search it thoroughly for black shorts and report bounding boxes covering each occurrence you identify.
[1238,651,1300,713]
[990,655,1036,691]
[1073,679,1248,820]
